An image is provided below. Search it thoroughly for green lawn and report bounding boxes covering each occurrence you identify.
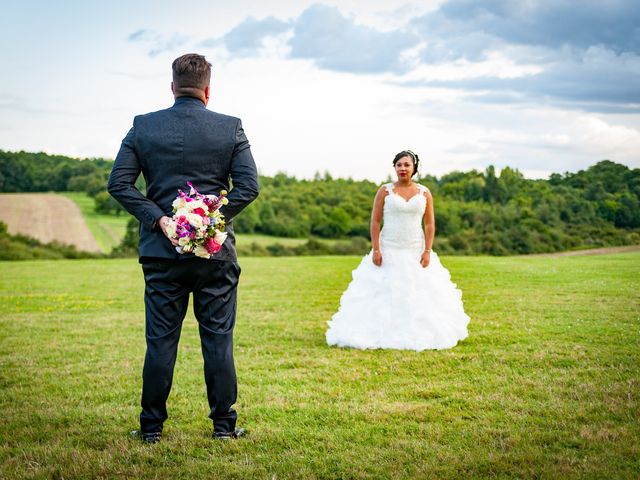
[1,254,638,479]
[236,233,338,247]
[60,192,130,253]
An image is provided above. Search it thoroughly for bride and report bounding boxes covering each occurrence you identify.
[326,150,470,351]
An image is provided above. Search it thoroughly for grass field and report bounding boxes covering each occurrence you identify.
[0,193,101,252]
[60,192,130,253]
[1,254,638,479]
[235,233,338,247]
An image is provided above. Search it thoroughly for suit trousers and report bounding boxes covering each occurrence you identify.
[140,258,240,434]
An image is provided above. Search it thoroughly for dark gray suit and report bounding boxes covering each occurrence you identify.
[108,95,259,435]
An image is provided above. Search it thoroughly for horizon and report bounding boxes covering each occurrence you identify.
[2,148,627,183]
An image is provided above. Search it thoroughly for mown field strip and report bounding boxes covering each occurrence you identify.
[0,193,101,252]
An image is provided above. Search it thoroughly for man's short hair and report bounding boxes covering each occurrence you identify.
[172,54,211,93]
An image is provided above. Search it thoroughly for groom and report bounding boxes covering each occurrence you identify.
[108,53,259,443]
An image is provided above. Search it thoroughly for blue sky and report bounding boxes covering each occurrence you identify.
[1,0,638,180]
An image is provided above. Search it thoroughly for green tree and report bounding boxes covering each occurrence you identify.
[94,191,124,215]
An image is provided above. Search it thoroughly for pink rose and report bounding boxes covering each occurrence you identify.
[204,237,222,255]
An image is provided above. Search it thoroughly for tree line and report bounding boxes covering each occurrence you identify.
[1,149,638,255]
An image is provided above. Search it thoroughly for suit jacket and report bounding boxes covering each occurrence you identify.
[108,96,259,262]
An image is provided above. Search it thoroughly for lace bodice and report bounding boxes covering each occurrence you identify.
[380,183,427,251]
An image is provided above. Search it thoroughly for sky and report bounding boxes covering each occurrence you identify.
[1,0,639,181]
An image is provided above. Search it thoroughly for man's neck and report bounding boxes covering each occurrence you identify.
[175,94,204,102]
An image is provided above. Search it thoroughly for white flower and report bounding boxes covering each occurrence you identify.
[178,236,191,247]
[181,244,194,253]
[214,231,228,245]
[188,199,204,211]
[172,197,187,210]
[186,213,203,228]
[164,220,177,238]
[175,207,189,217]
[194,245,210,259]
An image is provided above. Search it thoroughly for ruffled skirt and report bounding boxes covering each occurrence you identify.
[326,249,470,351]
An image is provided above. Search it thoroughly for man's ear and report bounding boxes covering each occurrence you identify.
[204,85,210,101]
[171,81,175,94]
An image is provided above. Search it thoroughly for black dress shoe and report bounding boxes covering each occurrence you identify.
[213,428,246,440]
[130,429,162,444]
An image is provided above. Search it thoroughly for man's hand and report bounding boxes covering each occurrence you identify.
[420,250,431,268]
[158,215,179,246]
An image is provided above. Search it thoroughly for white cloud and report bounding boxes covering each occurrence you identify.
[0,0,638,182]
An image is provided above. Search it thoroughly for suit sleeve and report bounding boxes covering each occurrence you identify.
[221,119,259,219]
[107,121,165,228]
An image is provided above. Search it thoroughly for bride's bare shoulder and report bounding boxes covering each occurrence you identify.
[418,183,433,199]
[376,183,392,197]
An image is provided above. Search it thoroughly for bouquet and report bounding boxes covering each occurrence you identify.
[165,182,228,259]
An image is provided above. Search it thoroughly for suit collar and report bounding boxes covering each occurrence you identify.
[173,96,206,108]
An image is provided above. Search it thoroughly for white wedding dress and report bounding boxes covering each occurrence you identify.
[326,183,470,351]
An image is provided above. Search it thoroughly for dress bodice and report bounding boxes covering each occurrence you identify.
[380,183,427,251]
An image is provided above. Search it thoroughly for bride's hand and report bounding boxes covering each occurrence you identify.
[372,250,382,266]
[420,250,431,268]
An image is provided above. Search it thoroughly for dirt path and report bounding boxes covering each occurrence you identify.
[528,245,640,257]
[0,193,101,252]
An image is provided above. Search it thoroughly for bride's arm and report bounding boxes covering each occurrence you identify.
[370,187,387,266]
[421,189,435,267]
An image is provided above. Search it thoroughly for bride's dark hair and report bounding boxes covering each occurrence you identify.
[392,150,420,177]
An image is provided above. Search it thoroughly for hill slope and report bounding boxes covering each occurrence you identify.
[0,193,101,252]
